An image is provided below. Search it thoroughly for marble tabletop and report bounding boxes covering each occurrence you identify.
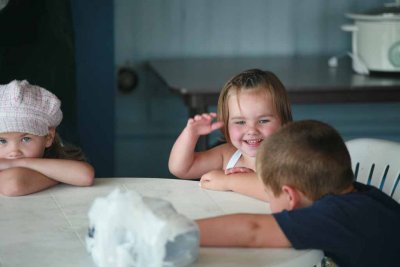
[0,178,324,267]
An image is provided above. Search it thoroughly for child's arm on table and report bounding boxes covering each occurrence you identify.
[0,158,94,186]
[0,167,59,196]
[196,214,290,247]
[200,170,268,201]
[168,113,224,179]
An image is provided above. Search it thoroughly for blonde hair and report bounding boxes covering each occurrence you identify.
[217,69,292,143]
[256,120,354,201]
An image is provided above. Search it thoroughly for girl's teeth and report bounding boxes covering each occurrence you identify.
[246,139,262,144]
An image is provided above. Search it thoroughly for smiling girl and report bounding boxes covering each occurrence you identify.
[168,69,292,200]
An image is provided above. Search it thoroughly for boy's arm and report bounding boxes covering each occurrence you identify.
[168,113,224,179]
[0,167,59,196]
[196,214,291,248]
[200,171,268,201]
[0,158,94,186]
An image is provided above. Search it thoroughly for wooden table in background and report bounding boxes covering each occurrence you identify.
[149,56,400,149]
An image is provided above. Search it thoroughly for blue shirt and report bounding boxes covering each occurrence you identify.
[274,182,400,267]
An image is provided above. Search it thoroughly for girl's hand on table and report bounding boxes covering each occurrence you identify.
[225,167,254,175]
[199,170,230,191]
[201,170,268,201]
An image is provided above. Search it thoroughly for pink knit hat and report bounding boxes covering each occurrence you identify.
[0,80,63,136]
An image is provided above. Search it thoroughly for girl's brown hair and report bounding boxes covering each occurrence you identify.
[217,69,292,143]
[44,133,87,161]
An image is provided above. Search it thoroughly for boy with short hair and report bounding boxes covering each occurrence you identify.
[196,120,400,267]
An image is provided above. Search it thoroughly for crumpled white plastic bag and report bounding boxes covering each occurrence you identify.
[86,188,199,267]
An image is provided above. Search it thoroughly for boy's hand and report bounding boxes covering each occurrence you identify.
[225,167,254,175]
[199,170,230,191]
[186,112,223,136]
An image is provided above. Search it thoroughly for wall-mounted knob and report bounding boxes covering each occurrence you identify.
[117,66,138,94]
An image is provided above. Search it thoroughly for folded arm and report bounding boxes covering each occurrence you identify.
[0,158,94,186]
[0,167,59,196]
[200,170,268,201]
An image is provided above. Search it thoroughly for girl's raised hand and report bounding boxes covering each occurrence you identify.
[186,112,223,136]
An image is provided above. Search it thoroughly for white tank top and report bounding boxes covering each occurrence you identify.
[225,150,242,169]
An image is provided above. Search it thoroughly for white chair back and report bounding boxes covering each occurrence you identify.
[346,138,400,203]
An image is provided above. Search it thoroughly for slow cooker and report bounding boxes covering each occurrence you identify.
[342,3,400,74]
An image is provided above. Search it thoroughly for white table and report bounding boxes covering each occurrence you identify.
[0,178,324,267]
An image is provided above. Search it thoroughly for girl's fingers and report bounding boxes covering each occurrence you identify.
[192,112,217,120]
[225,167,254,175]
[194,115,202,121]
[202,113,211,120]
[211,121,224,131]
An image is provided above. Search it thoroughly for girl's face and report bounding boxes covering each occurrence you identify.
[227,90,281,157]
[0,131,54,159]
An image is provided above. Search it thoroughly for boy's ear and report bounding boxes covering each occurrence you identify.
[45,128,56,148]
[281,185,302,210]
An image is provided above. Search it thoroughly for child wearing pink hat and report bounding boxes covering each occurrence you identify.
[0,80,94,196]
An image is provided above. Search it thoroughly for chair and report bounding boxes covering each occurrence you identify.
[345,138,400,203]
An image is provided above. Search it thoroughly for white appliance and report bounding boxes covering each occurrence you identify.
[342,2,400,74]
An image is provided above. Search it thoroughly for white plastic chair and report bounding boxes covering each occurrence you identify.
[345,138,400,203]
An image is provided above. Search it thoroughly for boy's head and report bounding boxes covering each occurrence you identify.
[217,69,292,144]
[256,120,354,211]
[0,80,63,136]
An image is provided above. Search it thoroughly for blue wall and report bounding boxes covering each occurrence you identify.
[71,0,115,177]
[114,0,399,178]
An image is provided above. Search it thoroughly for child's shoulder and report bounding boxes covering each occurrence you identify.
[315,182,400,216]
[207,142,237,160]
[217,142,237,155]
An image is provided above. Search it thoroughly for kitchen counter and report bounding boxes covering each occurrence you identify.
[149,55,400,114]
[149,55,400,149]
